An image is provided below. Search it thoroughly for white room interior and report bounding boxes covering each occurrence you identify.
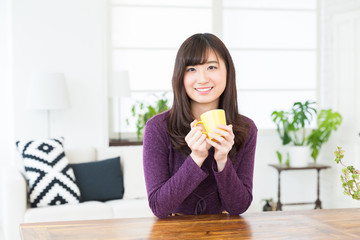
[1,0,360,239]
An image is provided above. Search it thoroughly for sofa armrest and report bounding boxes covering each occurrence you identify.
[1,166,27,240]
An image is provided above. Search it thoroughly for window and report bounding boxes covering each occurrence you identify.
[109,0,317,134]
[223,0,317,128]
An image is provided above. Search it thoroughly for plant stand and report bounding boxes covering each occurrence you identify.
[268,164,330,211]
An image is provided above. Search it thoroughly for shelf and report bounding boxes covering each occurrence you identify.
[109,139,143,146]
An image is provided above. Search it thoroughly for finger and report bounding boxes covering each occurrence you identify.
[214,125,234,139]
[190,120,197,128]
[185,130,194,142]
[186,129,203,145]
[206,138,217,147]
[186,125,202,140]
[212,128,230,139]
[205,138,225,151]
[205,139,212,150]
[207,135,232,157]
[217,124,231,131]
[191,120,205,132]
[208,132,226,143]
[186,121,197,141]
[192,133,207,150]
[193,130,207,145]
[196,133,207,145]
[208,131,234,149]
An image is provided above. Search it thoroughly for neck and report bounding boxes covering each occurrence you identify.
[191,101,219,120]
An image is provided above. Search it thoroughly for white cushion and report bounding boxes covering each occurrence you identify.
[96,146,126,172]
[97,146,147,199]
[106,199,154,218]
[15,137,81,208]
[24,201,113,223]
[66,147,97,164]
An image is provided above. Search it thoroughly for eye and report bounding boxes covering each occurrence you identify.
[208,65,217,70]
[186,67,196,72]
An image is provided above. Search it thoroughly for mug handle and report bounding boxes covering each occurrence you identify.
[195,121,222,142]
[194,121,207,135]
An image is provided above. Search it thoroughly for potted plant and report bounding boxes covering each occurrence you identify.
[271,101,316,166]
[307,109,342,162]
[271,101,342,166]
[334,147,360,200]
[127,93,170,139]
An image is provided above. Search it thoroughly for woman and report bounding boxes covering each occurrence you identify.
[143,33,257,218]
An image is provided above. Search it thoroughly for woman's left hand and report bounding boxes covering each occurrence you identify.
[206,124,235,171]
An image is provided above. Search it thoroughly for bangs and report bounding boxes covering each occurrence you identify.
[183,41,218,67]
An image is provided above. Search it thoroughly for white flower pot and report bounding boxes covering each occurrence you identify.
[288,146,310,167]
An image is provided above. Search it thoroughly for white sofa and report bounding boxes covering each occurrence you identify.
[0,146,154,240]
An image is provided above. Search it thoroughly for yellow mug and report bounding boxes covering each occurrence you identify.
[194,109,227,140]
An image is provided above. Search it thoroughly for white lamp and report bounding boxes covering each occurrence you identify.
[27,72,70,137]
[109,71,131,139]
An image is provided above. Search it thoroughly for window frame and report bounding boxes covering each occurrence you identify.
[107,0,319,134]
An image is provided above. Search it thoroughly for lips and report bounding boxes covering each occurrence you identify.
[195,87,213,92]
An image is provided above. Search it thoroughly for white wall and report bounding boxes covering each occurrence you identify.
[0,0,14,166]
[11,0,108,151]
[0,0,14,239]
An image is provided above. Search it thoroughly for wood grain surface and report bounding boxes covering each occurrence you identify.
[20,208,360,240]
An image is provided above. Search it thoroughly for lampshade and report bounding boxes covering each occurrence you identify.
[27,72,70,110]
[109,71,131,98]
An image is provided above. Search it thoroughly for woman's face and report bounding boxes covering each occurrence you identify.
[183,50,227,108]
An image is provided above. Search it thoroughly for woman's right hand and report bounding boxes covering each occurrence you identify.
[185,120,211,167]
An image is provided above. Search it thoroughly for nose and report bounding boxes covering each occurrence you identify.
[197,68,209,84]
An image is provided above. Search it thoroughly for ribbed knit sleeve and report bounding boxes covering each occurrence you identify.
[143,113,208,218]
[213,119,257,214]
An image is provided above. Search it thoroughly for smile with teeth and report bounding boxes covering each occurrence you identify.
[196,87,213,92]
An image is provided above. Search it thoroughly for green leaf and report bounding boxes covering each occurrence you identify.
[276,151,282,164]
[127,92,170,139]
[285,152,290,167]
[335,147,360,200]
[352,173,360,181]
[353,191,360,199]
[131,106,136,117]
[272,101,319,147]
[271,110,292,145]
[347,166,355,172]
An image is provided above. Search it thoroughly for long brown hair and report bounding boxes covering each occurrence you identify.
[167,33,249,161]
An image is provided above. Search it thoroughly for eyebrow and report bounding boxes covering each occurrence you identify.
[206,60,219,64]
[186,60,219,67]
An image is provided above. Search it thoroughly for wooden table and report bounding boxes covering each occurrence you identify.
[20,208,360,239]
[269,164,330,210]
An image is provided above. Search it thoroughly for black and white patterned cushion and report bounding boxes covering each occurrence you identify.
[16,137,81,208]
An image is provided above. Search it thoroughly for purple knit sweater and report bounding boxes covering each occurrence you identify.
[143,111,257,218]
